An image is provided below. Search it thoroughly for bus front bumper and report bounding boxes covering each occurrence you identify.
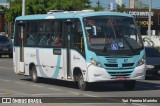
[87,64,146,82]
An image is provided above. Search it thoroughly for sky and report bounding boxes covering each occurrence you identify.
[0,0,7,3]
[91,0,160,9]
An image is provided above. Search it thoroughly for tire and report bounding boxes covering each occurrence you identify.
[123,80,136,90]
[78,74,89,91]
[30,66,40,83]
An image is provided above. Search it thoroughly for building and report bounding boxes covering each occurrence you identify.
[109,2,118,11]
[116,0,122,6]
[143,3,149,8]
[129,0,135,8]
[0,0,10,32]
[129,0,149,9]
[0,2,9,8]
[135,2,143,9]
[0,10,5,32]
[135,0,143,8]
[123,9,160,35]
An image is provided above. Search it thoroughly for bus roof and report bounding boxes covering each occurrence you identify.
[15,11,133,21]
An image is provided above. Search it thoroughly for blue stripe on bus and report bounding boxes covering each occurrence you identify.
[52,55,61,78]
[36,49,47,77]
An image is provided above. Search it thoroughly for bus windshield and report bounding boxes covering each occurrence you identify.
[84,16,143,56]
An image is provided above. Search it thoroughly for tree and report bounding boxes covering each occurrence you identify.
[0,5,8,12]
[5,0,95,22]
[116,4,126,12]
[3,0,104,37]
[5,0,22,21]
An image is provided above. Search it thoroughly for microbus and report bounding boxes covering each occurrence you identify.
[13,10,146,90]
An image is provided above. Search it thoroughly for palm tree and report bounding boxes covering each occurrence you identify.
[116,4,126,12]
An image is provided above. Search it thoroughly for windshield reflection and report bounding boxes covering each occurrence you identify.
[84,16,143,54]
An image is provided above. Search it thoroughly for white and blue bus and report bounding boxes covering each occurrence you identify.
[13,10,146,90]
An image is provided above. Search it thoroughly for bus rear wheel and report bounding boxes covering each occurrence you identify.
[78,74,89,91]
[30,66,40,83]
[123,80,136,90]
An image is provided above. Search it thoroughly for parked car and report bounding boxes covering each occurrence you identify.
[145,47,160,77]
[0,35,13,58]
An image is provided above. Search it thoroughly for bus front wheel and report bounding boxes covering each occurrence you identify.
[78,74,89,91]
[123,80,136,90]
[30,66,40,83]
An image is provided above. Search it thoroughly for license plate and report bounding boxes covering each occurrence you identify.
[2,48,8,51]
[115,77,126,80]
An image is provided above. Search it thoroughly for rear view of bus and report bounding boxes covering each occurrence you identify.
[82,13,146,90]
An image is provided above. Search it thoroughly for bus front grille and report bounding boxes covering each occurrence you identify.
[105,64,118,67]
[107,71,132,76]
[122,63,134,67]
[105,63,134,68]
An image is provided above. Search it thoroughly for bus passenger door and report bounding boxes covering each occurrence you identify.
[19,25,25,73]
[63,19,86,80]
[14,22,25,74]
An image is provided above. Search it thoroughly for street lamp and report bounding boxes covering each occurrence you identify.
[22,0,25,16]
[148,0,152,38]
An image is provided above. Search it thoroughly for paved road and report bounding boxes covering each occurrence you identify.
[0,58,160,106]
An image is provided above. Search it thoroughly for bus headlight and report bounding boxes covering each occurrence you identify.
[91,58,102,67]
[137,56,145,66]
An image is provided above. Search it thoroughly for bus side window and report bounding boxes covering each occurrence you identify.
[39,35,47,46]
[27,34,35,45]
[54,35,60,46]
[53,21,62,47]
[46,21,56,46]
[46,34,54,46]
[26,22,37,46]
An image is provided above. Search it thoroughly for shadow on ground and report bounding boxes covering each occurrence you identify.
[20,75,160,92]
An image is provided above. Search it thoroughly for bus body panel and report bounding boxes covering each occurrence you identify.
[14,47,87,81]
[13,47,20,74]
[70,50,88,81]
[13,11,146,89]
[23,47,66,80]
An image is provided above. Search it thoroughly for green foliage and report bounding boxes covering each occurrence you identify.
[5,0,95,22]
[116,4,126,12]
[5,0,22,21]
[143,6,149,9]
[0,5,8,12]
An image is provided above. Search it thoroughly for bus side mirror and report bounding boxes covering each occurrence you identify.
[92,25,97,36]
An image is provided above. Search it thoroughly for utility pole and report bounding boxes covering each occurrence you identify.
[97,0,100,7]
[148,0,152,38]
[22,0,25,16]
